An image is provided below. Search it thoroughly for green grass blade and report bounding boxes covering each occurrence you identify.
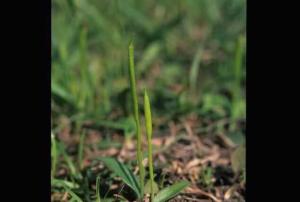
[153,180,189,202]
[137,42,161,74]
[58,142,81,179]
[64,185,83,202]
[231,144,246,173]
[87,119,132,131]
[52,179,83,202]
[51,82,75,106]
[128,41,145,196]
[189,45,203,93]
[78,131,86,170]
[234,36,245,86]
[144,179,159,195]
[99,157,141,198]
[96,175,101,202]
[78,25,94,111]
[51,133,57,178]
[144,90,152,139]
[51,178,80,189]
[144,89,154,201]
[231,35,246,122]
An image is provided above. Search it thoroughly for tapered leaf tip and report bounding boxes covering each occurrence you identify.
[129,39,134,49]
[144,89,151,112]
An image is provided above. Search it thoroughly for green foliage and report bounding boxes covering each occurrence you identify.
[52,179,83,202]
[52,0,245,200]
[58,142,82,179]
[99,157,141,199]
[52,178,80,189]
[189,45,203,94]
[144,90,154,201]
[153,180,189,202]
[52,0,246,121]
[51,133,57,178]
[96,175,101,202]
[158,173,167,189]
[231,35,246,121]
[78,131,86,170]
[200,166,213,188]
[128,41,145,197]
[96,62,189,201]
[144,179,159,195]
[231,144,246,173]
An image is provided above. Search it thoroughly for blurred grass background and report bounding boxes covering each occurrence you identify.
[51,0,246,144]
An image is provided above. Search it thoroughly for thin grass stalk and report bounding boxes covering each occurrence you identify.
[229,36,245,132]
[144,90,154,202]
[232,35,245,120]
[51,133,57,178]
[96,175,101,202]
[78,130,86,170]
[128,41,145,197]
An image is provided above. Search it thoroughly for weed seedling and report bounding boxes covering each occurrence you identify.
[99,42,189,202]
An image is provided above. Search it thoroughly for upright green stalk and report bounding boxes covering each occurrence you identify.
[144,90,154,202]
[128,41,144,197]
[96,175,101,202]
[232,35,245,121]
[78,130,86,170]
[233,36,244,104]
[189,45,203,94]
[51,133,57,179]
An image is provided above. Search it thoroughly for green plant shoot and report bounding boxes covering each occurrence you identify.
[51,133,57,178]
[78,130,86,170]
[232,35,245,120]
[153,180,189,202]
[96,175,101,202]
[128,41,145,197]
[144,89,154,201]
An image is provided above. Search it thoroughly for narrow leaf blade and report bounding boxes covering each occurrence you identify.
[99,157,141,198]
[153,181,189,202]
[96,175,101,202]
[144,90,152,139]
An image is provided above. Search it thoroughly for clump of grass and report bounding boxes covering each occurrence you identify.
[128,41,145,196]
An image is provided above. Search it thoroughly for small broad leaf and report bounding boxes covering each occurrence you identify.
[144,179,159,194]
[227,131,245,145]
[99,157,141,198]
[231,144,246,173]
[153,180,189,202]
